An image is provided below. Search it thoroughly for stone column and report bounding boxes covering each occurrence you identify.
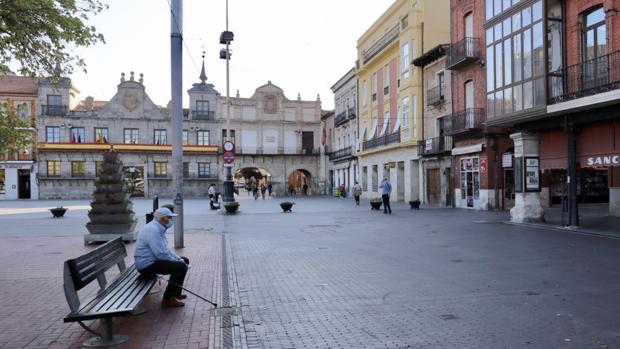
[509,132,545,223]
[610,166,620,217]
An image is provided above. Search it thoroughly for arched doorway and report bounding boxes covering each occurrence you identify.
[234,167,272,195]
[288,169,312,195]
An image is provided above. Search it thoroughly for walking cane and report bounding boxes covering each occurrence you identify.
[155,274,218,308]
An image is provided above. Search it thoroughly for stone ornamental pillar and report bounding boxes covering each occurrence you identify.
[509,132,545,223]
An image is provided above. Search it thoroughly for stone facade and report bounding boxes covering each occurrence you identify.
[328,68,358,196]
[36,70,323,199]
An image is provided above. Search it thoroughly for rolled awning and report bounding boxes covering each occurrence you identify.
[368,120,378,139]
[357,122,368,151]
[392,112,401,133]
[379,115,390,136]
[451,143,484,155]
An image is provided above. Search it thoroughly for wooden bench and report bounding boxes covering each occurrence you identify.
[63,237,157,347]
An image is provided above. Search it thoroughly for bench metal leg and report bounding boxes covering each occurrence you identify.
[82,318,129,347]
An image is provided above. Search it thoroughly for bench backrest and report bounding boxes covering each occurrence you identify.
[63,237,127,312]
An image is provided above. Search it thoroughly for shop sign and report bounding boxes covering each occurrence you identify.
[502,153,513,168]
[586,154,619,167]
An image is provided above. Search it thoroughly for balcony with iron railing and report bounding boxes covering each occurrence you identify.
[329,146,353,161]
[363,131,400,151]
[362,24,400,65]
[348,107,356,119]
[442,108,485,135]
[41,105,67,116]
[418,136,453,156]
[548,50,620,105]
[334,111,348,127]
[192,110,215,120]
[446,37,480,70]
[426,84,446,106]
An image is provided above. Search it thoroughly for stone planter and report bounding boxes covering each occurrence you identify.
[98,172,123,182]
[224,202,239,214]
[90,203,132,214]
[97,183,124,192]
[50,207,67,218]
[409,200,421,209]
[280,202,294,212]
[93,192,126,202]
[88,212,135,224]
[84,222,137,244]
[370,201,382,210]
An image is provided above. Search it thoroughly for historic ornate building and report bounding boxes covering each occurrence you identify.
[35,65,323,199]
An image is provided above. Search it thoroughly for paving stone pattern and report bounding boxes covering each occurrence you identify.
[223,199,620,349]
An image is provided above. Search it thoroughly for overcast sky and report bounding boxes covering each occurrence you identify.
[69,0,395,110]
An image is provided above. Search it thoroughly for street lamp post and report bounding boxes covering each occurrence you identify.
[220,0,235,202]
[170,0,184,247]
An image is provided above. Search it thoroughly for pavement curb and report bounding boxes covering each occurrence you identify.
[503,221,620,239]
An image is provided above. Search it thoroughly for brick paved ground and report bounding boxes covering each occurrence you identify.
[223,197,620,349]
[0,199,223,349]
[1,196,619,349]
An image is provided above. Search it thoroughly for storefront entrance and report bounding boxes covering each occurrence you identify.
[460,157,480,208]
[18,169,31,199]
[427,168,441,205]
[503,169,515,209]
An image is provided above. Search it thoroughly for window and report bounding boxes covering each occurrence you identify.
[0,169,5,194]
[183,162,189,177]
[401,42,410,79]
[383,65,390,94]
[362,81,368,106]
[195,100,211,119]
[47,160,61,177]
[95,161,103,176]
[46,126,60,143]
[485,0,545,119]
[124,128,139,144]
[70,127,85,143]
[95,128,109,143]
[182,130,188,145]
[47,95,62,106]
[438,72,445,98]
[198,163,211,178]
[372,73,377,101]
[71,161,86,177]
[154,129,167,145]
[154,162,167,177]
[197,130,210,145]
[46,95,64,116]
[402,97,410,128]
[582,7,607,84]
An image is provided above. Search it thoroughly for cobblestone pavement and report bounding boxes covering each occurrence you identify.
[0,199,224,349]
[1,196,619,349]
[222,196,620,349]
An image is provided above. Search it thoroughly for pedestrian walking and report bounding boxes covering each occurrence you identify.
[379,177,392,214]
[260,183,266,200]
[338,183,346,198]
[353,181,362,205]
[267,183,273,196]
[253,185,259,200]
[303,183,309,196]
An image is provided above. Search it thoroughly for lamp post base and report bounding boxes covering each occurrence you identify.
[222,167,235,202]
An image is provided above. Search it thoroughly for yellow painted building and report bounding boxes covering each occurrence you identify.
[356,0,449,201]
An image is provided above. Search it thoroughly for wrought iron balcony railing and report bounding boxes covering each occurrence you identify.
[426,84,446,106]
[329,146,353,161]
[192,110,215,120]
[446,37,480,70]
[418,136,453,156]
[334,111,348,127]
[41,105,67,116]
[363,131,400,151]
[442,108,485,135]
[362,24,400,65]
[548,50,620,104]
[348,107,356,119]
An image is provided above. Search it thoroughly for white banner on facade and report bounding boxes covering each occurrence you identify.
[451,143,484,156]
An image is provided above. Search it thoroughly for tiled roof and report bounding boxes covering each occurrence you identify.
[0,75,38,96]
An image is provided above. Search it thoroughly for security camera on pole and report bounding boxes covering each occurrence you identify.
[220,0,235,202]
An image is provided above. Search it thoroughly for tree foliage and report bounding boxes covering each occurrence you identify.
[0,0,107,80]
[0,108,34,156]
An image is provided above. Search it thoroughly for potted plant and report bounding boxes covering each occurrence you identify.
[280,201,295,213]
[224,201,239,214]
[409,199,421,209]
[50,206,67,218]
[370,198,382,210]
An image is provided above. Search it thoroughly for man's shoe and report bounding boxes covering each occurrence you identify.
[162,297,185,307]
[177,294,188,300]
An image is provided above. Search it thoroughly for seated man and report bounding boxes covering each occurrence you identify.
[134,207,189,307]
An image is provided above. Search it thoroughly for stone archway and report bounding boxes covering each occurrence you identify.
[288,169,312,195]
[234,167,272,195]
